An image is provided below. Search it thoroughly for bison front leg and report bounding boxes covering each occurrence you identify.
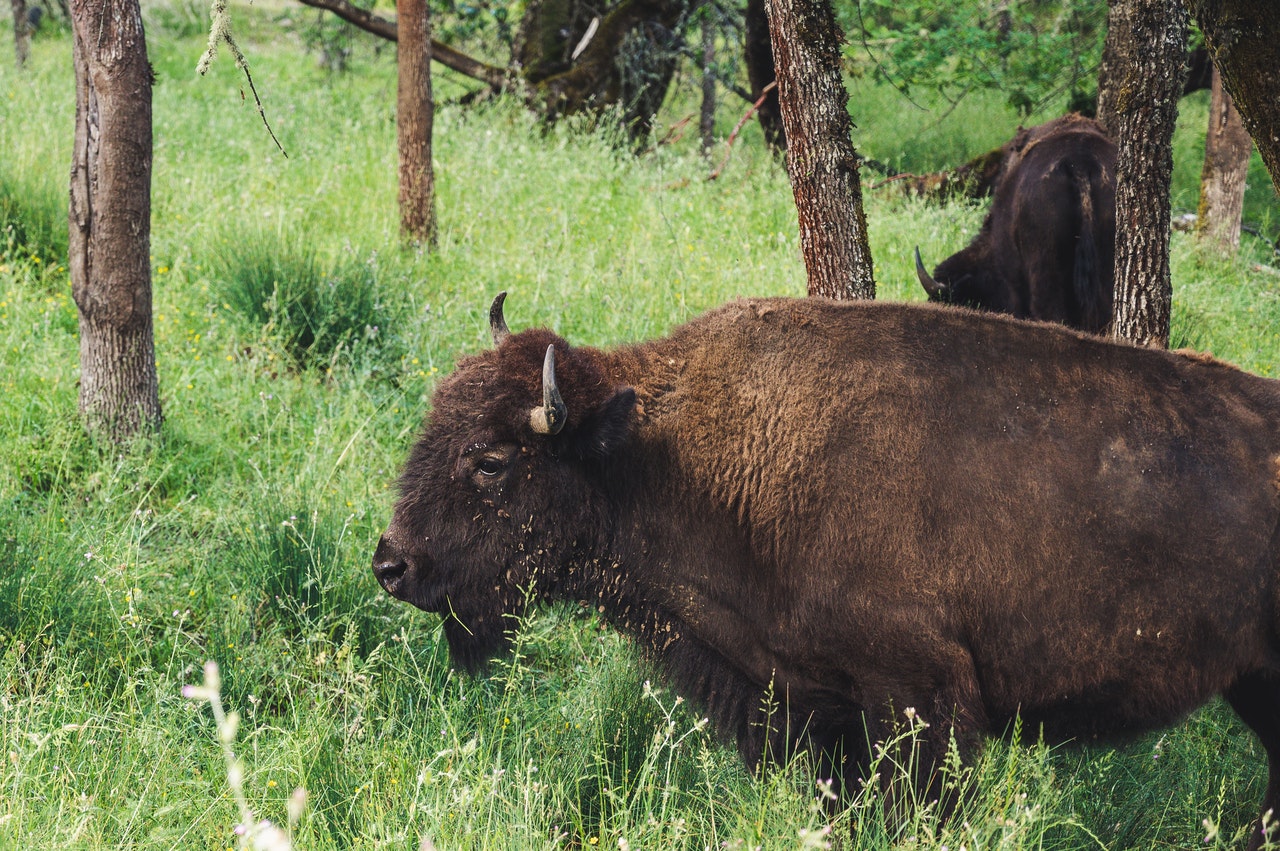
[1226,671,1280,851]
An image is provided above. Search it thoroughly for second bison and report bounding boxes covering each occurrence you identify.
[916,113,1116,333]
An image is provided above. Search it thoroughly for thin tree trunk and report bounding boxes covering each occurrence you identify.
[69,0,161,442]
[1196,64,1251,251]
[744,0,783,151]
[12,0,30,67]
[765,0,874,300]
[397,0,437,246]
[1187,0,1280,197]
[699,7,715,153]
[1093,12,1123,136]
[1106,0,1186,348]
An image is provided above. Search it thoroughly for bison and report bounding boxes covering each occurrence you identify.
[916,113,1116,333]
[375,293,1280,848]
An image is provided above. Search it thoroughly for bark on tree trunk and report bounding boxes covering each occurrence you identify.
[12,0,30,68]
[765,0,874,300]
[699,7,715,153]
[397,0,437,246]
[744,0,783,151]
[1106,0,1186,348]
[69,0,161,442]
[1196,64,1252,251]
[1187,0,1280,197]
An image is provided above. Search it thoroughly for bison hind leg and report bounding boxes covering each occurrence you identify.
[1226,671,1280,851]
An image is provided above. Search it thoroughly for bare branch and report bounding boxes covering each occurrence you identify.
[295,0,509,88]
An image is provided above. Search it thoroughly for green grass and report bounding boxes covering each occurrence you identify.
[1,4,1279,848]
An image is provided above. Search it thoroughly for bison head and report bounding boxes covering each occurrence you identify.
[372,294,638,672]
[915,245,993,311]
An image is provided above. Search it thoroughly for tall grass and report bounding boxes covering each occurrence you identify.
[1,4,1278,848]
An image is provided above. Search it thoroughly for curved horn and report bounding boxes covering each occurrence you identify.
[530,345,568,435]
[490,292,510,346]
[914,246,947,300]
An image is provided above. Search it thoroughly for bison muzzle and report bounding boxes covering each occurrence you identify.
[376,293,1280,847]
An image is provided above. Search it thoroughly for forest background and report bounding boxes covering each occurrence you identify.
[3,0,1280,847]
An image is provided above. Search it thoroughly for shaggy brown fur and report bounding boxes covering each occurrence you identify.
[375,296,1280,848]
[918,113,1117,333]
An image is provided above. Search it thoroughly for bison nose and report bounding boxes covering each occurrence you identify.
[372,534,410,594]
[373,555,407,589]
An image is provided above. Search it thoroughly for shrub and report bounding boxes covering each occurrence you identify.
[0,172,69,269]
[210,233,405,373]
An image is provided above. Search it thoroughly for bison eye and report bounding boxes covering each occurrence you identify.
[458,442,517,489]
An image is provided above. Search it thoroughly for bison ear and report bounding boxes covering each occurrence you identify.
[567,387,638,460]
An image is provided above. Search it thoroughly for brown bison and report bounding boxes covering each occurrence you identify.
[375,294,1280,848]
[916,114,1116,333]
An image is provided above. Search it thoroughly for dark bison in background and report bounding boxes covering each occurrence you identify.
[375,294,1280,848]
[916,113,1117,333]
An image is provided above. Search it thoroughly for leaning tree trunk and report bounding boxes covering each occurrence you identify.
[12,0,30,67]
[765,0,874,300]
[1197,64,1252,251]
[1187,0,1280,196]
[1105,0,1186,348]
[397,0,437,246]
[69,0,161,442]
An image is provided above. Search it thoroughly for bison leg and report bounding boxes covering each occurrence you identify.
[859,689,986,833]
[1226,671,1280,851]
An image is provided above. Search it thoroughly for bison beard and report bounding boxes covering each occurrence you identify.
[375,294,1280,848]
[916,113,1117,334]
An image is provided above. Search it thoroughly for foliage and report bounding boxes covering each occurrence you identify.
[1,7,1280,849]
[844,0,1107,116]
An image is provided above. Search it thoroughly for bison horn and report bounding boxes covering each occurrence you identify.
[490,291,510,346]
[914,246,947,300]
[530,345,568,435]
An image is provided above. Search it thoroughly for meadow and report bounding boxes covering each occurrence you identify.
[2,4,1280,848]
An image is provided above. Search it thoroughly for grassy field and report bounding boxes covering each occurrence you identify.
[2,4,1280,849]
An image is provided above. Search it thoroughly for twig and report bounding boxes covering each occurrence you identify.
[198,0,288,158]
[708,81,775,181]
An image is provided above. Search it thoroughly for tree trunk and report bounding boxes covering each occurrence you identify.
[744,0,783,151]
[12,0,30,67]
[1105,0,1186,348]
[1196,63,1251,251]
[1187,0,1280,197]
[1093,13,1123,136]
[699,7,715,153]
[69,0,161,442]
[765,0,874,300]
[397,0,437,246]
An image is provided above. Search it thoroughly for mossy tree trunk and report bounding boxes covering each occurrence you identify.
[1196,64,1252,251]
[69,0,161,442]
[765,0,874,299]
[12,0,30,67]
[1187,0,1280,196]
[1105,0,1186,348]
[396,0,437,247]
[699,6,715,153]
